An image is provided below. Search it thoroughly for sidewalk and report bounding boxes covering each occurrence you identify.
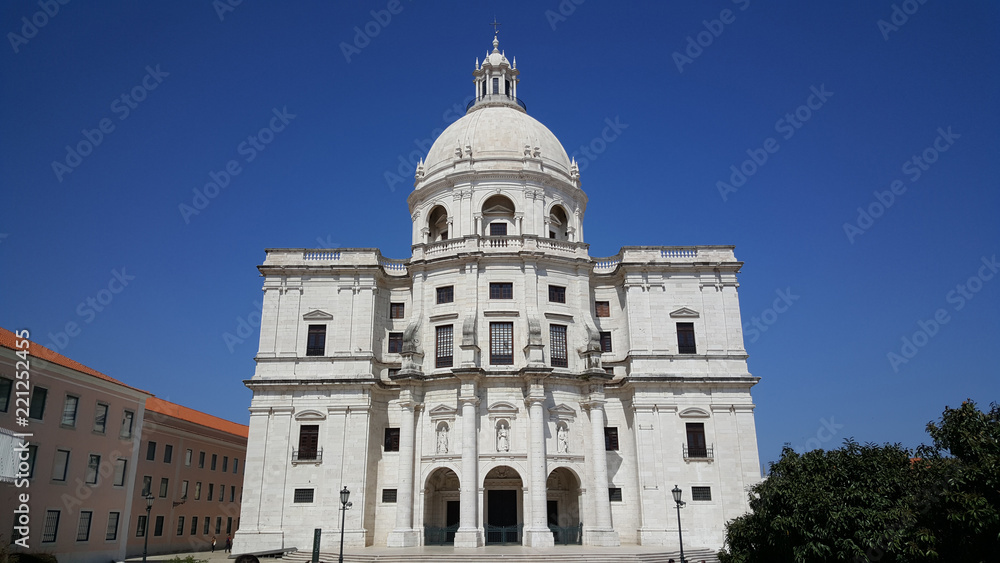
[125,550,235,563]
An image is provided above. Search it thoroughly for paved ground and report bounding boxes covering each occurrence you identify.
[125,549,236,563]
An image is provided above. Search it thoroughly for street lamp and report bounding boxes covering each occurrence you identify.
[142,493,154,563]
[672,485,686,563]
[338,487,352,563]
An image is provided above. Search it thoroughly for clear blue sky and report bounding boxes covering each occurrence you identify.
[2,1,997,470]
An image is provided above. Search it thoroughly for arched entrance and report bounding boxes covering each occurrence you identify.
[422,467,460,545]
[546,467,582,545]
[482,465,523,545]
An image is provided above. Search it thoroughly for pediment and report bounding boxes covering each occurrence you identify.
[303,310,334,320]
[488,401,519,421]
[428,404,458,421]
[678,407,710,418]
[294,409,326,421]
[548,403,577,421]
[669,307,700,318]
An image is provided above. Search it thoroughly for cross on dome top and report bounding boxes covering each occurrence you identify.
[469,33,524,114]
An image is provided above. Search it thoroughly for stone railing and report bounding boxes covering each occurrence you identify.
[592,257,621,273]
[378,257,408,275]
[303,250,340,261]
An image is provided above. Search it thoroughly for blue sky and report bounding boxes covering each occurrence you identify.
[2,1,997,470]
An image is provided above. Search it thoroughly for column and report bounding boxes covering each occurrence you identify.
[585,391,620,546]
[387,398,419,547]
[454,383,483,547]
[523,394,554,546]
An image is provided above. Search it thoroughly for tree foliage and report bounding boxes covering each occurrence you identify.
[718,401,1000,563]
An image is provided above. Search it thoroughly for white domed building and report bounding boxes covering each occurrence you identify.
[234,37,761,555]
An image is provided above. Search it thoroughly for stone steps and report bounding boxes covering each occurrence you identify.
[282,547,719,563]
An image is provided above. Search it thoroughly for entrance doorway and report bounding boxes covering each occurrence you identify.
[547,467,582,545]
[483,465,523,545]
[423,468,460,545]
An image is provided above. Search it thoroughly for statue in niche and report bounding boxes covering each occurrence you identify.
[496,422,510,452]
[436,424,449,454]
[557,425,569,453]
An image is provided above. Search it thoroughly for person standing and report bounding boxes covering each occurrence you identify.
[211,536,217,553]
[225,535,232,553]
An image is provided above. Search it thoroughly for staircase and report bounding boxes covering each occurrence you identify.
[281,547,720,563]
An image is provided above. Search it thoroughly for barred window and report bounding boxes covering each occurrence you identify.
[436,286,454,304]
[306,324,326,356]
[436,325,454,368]
[692,486,712,501]
[390,302,405,319]
[595,300,610,317]
[490,222,507,236]
[490,322,514,365]
[43,510,60,543]
[550,325,568,368]
[489,282,513,299]
[76,511,92,541]
[382,489,397,503]
[609,488,623,502]
[388,332,403,353]
[677,322,696,354]
[384,428,400,451]
[600,331,613,353]
[548,285,566,303]
[294,488,314,503]
[604,427,619,451]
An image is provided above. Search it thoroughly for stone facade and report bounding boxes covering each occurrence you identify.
[234,37,761,554]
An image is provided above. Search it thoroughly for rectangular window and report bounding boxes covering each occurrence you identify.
[436,286,454,304]
[190,516,199,536]
[86,454,100,484]
[29,386,47,420]
[106,512,120,541]
[203,517,210,535]
[489,282,513,299]
[93,402,108,433]
[550,325,568,368]
[230,485,236,502]
[492,77,499,94]
[297,425,319,460]
[435,325,453,368]
[43,510,60,543]
[164,444,173,464]
[181,480,189,499]
[548,285,566,303]
[489,222,507,236]
[293,488,314,503]
[61,395,79,426]
[198,451,205,468]
[306,324,326,356]
[490,322,514,365]
[604,427,619,451]
[176,516,185,536]
[215,517,222,535]
[76,511,92,541]
[142,475,152,496]
[136,515,147,538]
[222,456,228,472]
[52,449,70,481]
[159,477,168,498]
[113,458,127,486]
[388,332,404,353]
[185,449,193,466]
[677,322,696,354]
[233,458,239,474]
[146,441,157,461]
[227,517,233,534]
[26,444,37,478]
[686,423,708,458]
[0,377,11,412]
[194,482,202,500]
[600,331,613,353]
[382,489,397,503]
[595,301,610,317]
[692,486,712,501]
[384,428,400,452]
[390,302,405,319]
[608,488,623,502]
[120,410,134,439]
[211,454,217,470]
[208,483,214,501]
[154,516,164,537]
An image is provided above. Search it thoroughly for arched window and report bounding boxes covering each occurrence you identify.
[482,195,515,236]
[428,206,449,242]
[548,205,569,240]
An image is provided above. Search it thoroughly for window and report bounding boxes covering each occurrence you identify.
[490,222,507,236]
[52,449,70,481]
[93,402,108,433]
[595,300,610,317]
[208,484,214,501]
[86,455,101,484]
[548,285,566,303]
[489,282,513,299]
[0,377,11,412]
[198,451,205,468]
[181,480,189,499]
[190,516,199,535]
[113,458,127,486]
[62,395,79,426]
[222,456,228,472]
[435,325,453,368]
[436,286,454,304]
[136,515,147,538]
[120,409,134,439]
[142,475,152,496]
[203,517,210,535]
[388,332,403,353]
[230,485,236,502]
[306,324,326,356]
[382,489,397,503]
[692,486,712,501]
[686,423,708,458]
[154,516,164,537]
[294,488,314,503]
[550,325,568,367]
[215,517,222,534]
[384,428,400,452]
[227,517,233,534]
[146,441,157,461]
[106,512,120,541]
[194,482,202,500]
[211,454,217,470]
[76,511,92,541]
[176,516,185,536]
[549,231,556,239]
[490,322,514,365]
[43,510,60,543]
[492,77,499,94]
[159,477,168,498]
[609,488,623,502]
[185,449,193,466]
[297,425,319,460]
[604,427,619,451]
[600,331,613,353]
[677,322,696,354]
[390,302,405,319]
[29,386,47,420]
[233,458,239,474]
[25,444,37,478]
[164,444,173,463]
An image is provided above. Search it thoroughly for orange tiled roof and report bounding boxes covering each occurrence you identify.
[0,327,151,395]
[146,397,249,439]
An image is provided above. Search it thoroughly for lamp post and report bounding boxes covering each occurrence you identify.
[142,493,154,563]
[338,487,352,563]
[672,485,686,563]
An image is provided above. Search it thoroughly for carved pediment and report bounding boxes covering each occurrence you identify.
[548,403,577,422]
[428,404,458,421]
[488,401,519,421]
[669,307,700,318]
[294,409,326,421]
[302,310,334,321]
[679,407,710,418]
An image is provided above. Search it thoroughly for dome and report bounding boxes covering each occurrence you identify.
[419,106,574,184]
